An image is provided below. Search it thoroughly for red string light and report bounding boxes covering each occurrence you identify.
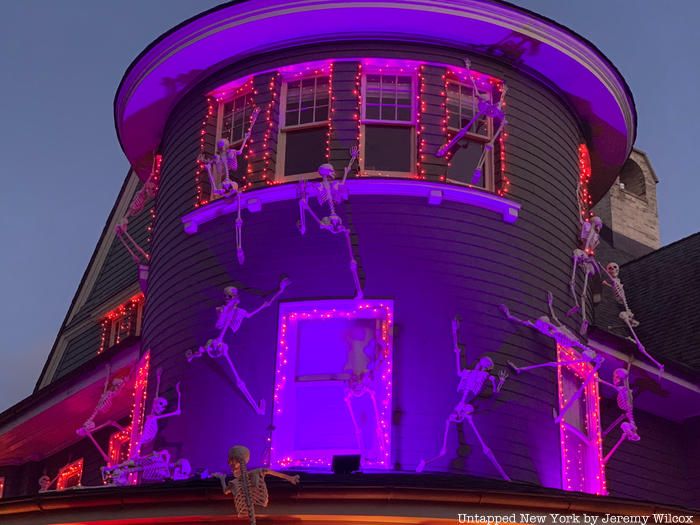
[496,82,510,196]
[195,97,216,207]
[56,459,83,490]
[354,63,363,176]
[146,154,162,246]
[578,143,593,220]
[326,63,334,162]
[127,351,151,485]
[416,65,427,180]
[98,293,145,354]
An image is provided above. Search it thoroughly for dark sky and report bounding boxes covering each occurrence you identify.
[1,1,698,412]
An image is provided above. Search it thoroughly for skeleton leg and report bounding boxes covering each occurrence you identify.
[579,266,592,334]
[603,433,628,465]
[116,230,149,264]
[554,367,599,424]
[344,393,364,453]
[298,199,324,234]
[368,389,387,457]
[236,192,244,265]
[223,351,266,415]
[465,415,511,481]
[567,254,581,316]
[509,358,592,374]
[342,228,363,299]
[603,413,626,438]
[416,418,453,472]
[621,315,664,373]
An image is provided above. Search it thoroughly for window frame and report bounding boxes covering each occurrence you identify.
[105,297,144,351]
[212,89,256,199]
[56,458,84,491]
[443,76,499,191]
[275,74,332,182]
[360,71,417,178]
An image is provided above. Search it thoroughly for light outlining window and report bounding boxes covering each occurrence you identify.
[126,351,151,485]
[557,344,606,495]
[0,476,4,499]
[360,63,417,176]
[56,459,83,491]
[578,143,593,221]
[98,293,145,354]
[271,300,393,470]
[108,429,131,468]
[443,70,504,190]
[276,68,331,180]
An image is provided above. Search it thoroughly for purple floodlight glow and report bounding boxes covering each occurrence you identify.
[271,300,393,470]
[557,344,606,495]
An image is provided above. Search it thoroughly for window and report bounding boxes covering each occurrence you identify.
[213,90,255,196]
[108,429,131,467]
[278,75,330,179]
[444,78,499,189]
[56,459,83,491]
[361,74,415,175]
[271,300,393,470]
[99,293,144,354]
[619,159,647,199]
[557,345,605,495]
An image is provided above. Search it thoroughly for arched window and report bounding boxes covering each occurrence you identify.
[619,159,646,198]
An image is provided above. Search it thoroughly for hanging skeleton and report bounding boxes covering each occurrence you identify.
[435,58,507,186]
[567,176,605,334]
[603,262,663,373]
[75,365,129,462]
[417,316,510,480]
[214,445,300,525]
[503,293,604,425]
[298,147,363,299]
[38,474,57,493]
[200,107,260,265]
[599,367,639,464]
[115,155,161,292]
[186,277,290,415]
[135,368,182,452]
[343,324,386,461]
[101,452,191,486]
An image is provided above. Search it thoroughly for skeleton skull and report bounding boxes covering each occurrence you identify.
[228,445,251,476]
[613,368,628,385]
[217,138,230,151]
[591,215,603,231]
[224,286,240,302]
[607,262,620,278]
[318,163,336,179]
[152,397,168,415]
[38,475,51,491]
[476,356,495,371]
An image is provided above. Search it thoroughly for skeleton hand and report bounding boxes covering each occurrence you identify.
[497,369,509,389]
[279,277,291,290]
[349,145,359,159]
[289,474,300,485]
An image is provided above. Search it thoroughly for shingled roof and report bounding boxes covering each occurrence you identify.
[594,232,700,371]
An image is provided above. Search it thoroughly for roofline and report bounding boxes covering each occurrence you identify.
[621,231,700,269]
[33,168,136,392]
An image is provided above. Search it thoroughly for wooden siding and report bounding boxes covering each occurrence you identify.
[141,43,588,490]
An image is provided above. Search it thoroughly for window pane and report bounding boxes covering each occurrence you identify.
[447,140,486,187]
[315,105,328,122]
[364,125,412,172]
[366,104,380,120]
[396,106,411,122]
[286,110,299,127]
[284,127,328,176]
[364,74,413,123]
[299,108,314,125]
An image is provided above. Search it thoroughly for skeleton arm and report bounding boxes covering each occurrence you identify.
[246,278,290,318]
[341,146,360,184]
[260,468,300,485]
[489,369,508,393]
[451,316,463,376]
[235,107,261,155]
[154,383,182,420]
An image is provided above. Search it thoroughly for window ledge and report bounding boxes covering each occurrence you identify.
[182,179,520,234]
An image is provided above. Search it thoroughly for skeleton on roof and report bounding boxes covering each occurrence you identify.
[213,445,300,525]
[298,146,363,299]
[199,107,260,265]
[603,262,663,373]
[186,277,290,415]
[435,58,507,186]
[500,292,604,427]
[75,364,130,463]
[342,323,387,462]
[100,452,192,486]
[135,367,182,452]
[567,175,606,335]
[417,316,510,480]
[599,365,640,464]
[115,155,161,292]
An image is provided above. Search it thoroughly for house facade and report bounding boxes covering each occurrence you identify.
[0,1,697,523]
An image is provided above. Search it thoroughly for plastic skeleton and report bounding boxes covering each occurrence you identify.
[200,108,260,265]
[343,325,386,459]
[213,445,300,525]
[115,156,160,292]
[417,317,510,480]
[603,262,663,373]
[435,59,507,186]
[186,277,290,415]
[568,180,605,334]
[599,367,640,464]
[298,147,363,299]
[75,365,129,462]
[100,452,191,486]
[38,474,57,492]
[135,368,182,451]
[500,293,604,425]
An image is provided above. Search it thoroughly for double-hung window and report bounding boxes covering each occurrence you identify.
[277,75,330,179]
[214,90,255,195]
[445,78,497,189]
[361,73,415,176]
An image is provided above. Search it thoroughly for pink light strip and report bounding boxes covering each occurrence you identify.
[557,344,606,495]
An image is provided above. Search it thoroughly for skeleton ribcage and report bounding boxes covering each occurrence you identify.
[233,472,269,516]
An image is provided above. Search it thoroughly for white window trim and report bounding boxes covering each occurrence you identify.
[444,78,499,192]
[275,75,331,182]
[360,71,417,178]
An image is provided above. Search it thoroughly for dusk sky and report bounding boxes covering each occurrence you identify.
[1,0,698,412]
